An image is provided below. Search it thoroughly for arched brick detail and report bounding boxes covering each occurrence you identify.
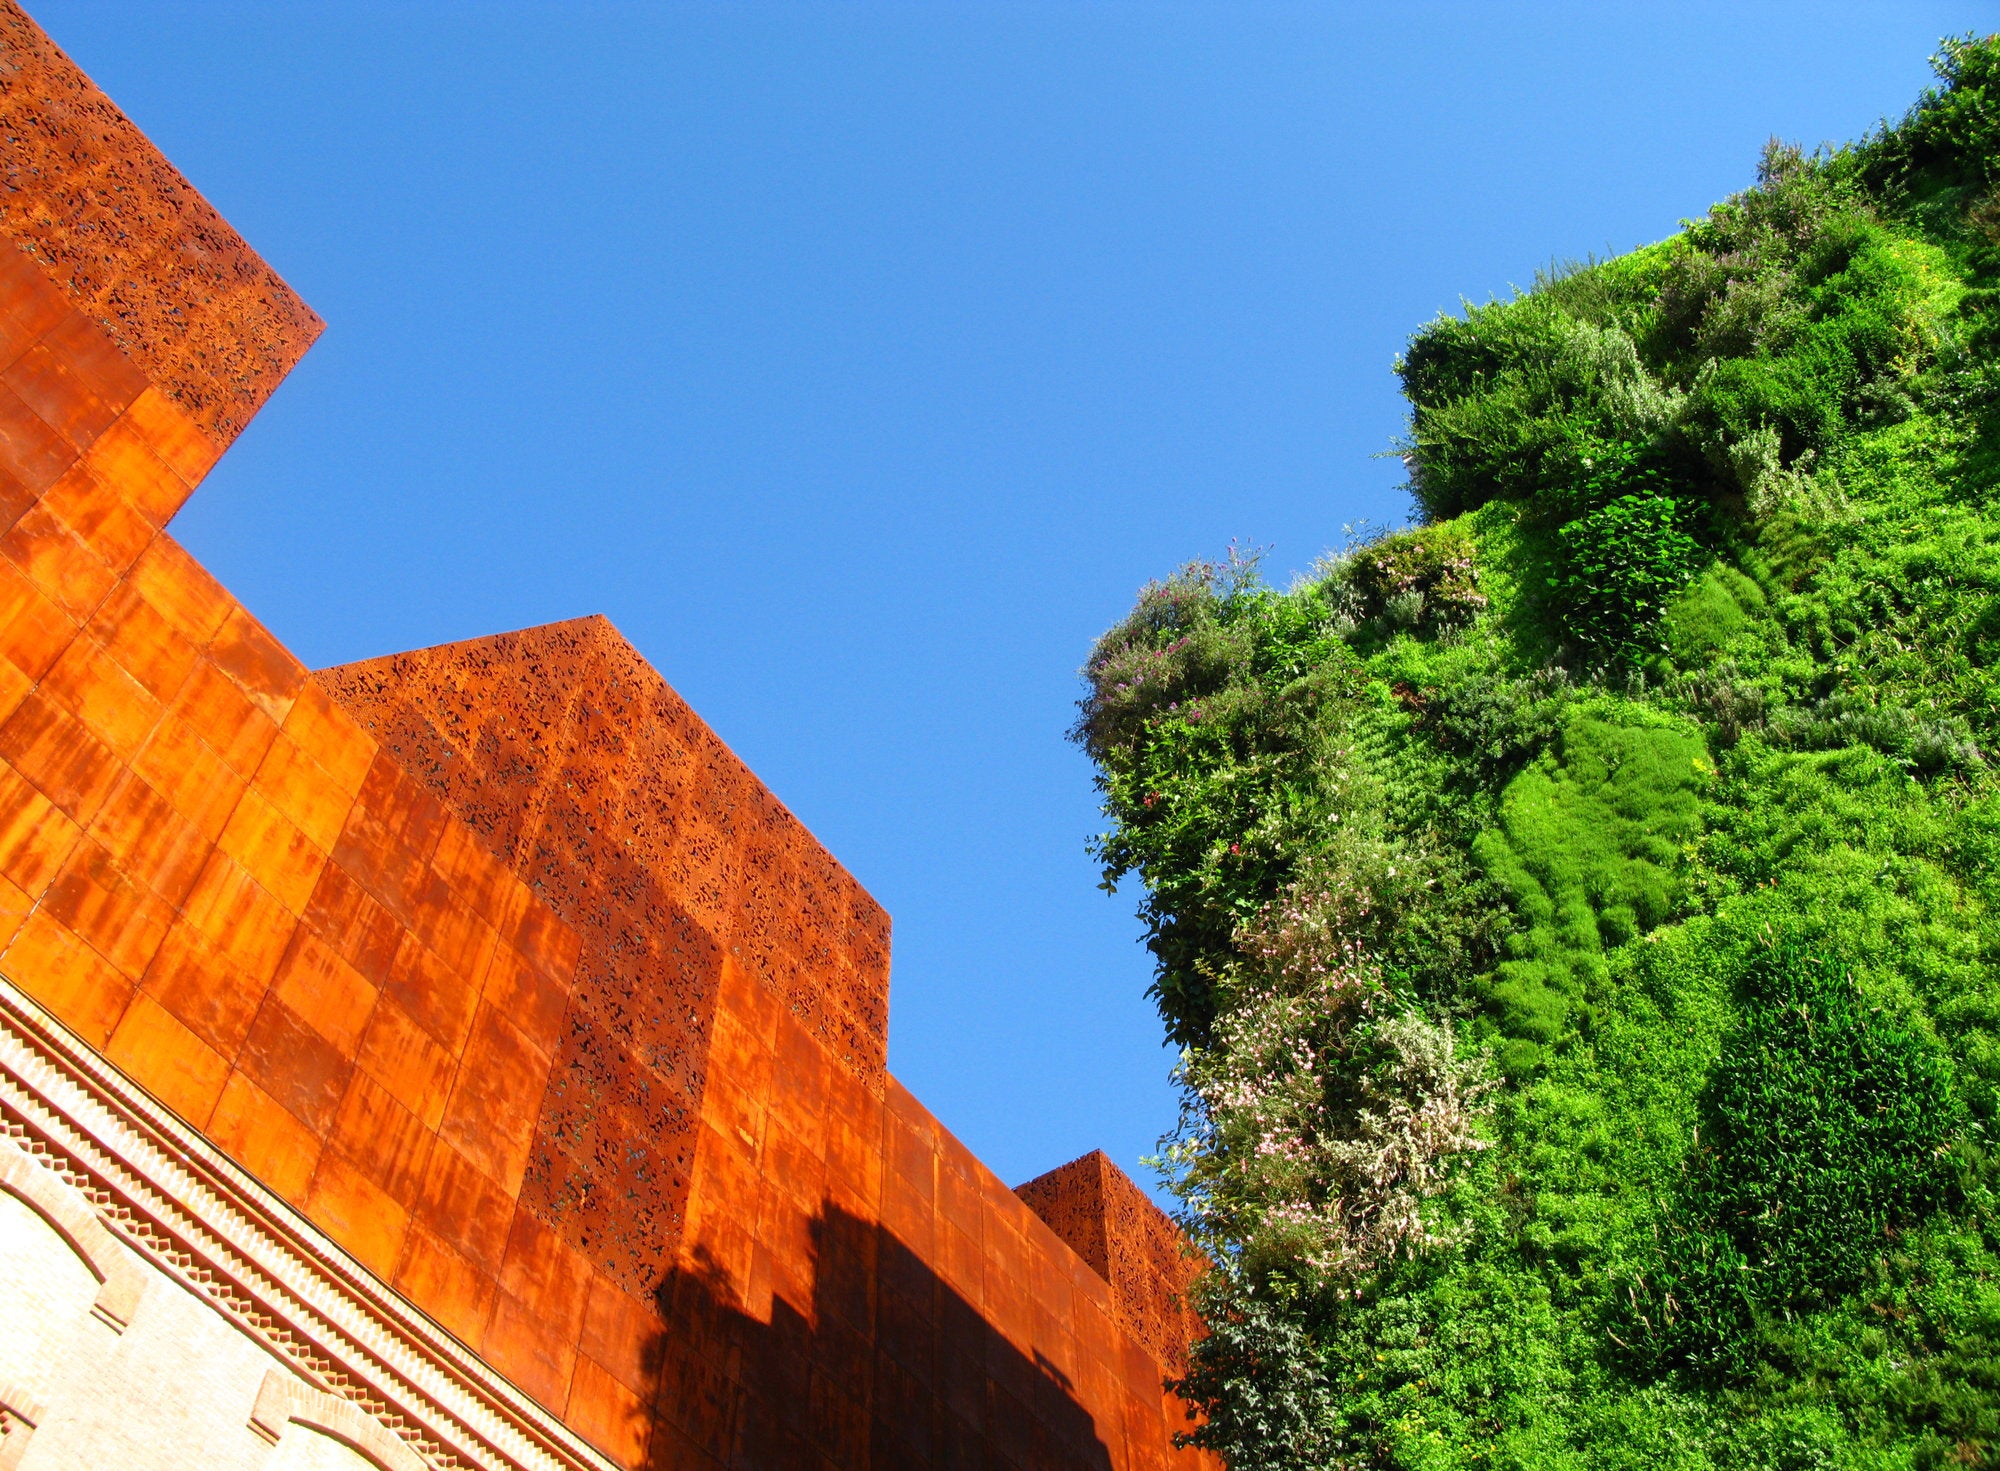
[250,1370,431,1471]
[0,1376,46,1471]
[0,1136,143,1330]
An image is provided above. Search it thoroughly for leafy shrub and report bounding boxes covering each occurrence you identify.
[1768,691,1986,776]
[1397,299,1683,522]
[1893,1308,2000,1469]
[1707,1409,1851,1471]
[1655,142,1866,365]
[1167,1284,1347,1469]
[1077,556,1375,1045]
[1167,967,1491,1290]
[1550,492,1706,662]
[1536,432,1686,525]
[1708,947,1959,1298]
[1674,660,1771,746]
[1633,943,1962,1375]
[1862,34,2000,198]
[1421,666,1573,785]
[1073,553,1263,764]
[1681,223,1947,478]
[1343,521,1487,633]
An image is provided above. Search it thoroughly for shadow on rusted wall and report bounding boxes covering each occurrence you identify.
[638,1203,1117,1470]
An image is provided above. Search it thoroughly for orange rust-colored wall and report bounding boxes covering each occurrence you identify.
[646,967,1203,1469]
[317,620,891,1301]
[1016,1151,1204,1381]
[0,183,594,1421]
[315,624,1209,1466]
[0,4,323,450]
[0,7,1212,1468]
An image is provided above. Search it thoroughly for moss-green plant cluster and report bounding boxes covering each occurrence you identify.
[1079,37,2000,1470]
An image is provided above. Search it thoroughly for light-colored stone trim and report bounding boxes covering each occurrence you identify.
[252,1369,433,1471]
[0,974,622,1471]
[0,1134,145,1329]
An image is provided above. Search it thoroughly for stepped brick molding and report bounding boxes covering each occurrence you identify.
[0,5,1212,1468]
[0,974,622,1471]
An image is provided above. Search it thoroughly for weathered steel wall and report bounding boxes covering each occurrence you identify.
[0,7,1210,1466]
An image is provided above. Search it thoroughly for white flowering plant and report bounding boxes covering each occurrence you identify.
[1159,873,1494,1297]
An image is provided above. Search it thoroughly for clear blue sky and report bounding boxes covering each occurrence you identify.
[33,2,1976,1200]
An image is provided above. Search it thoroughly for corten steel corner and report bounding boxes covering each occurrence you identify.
[1015,1151,1204,1381]
[0,7,1214,1470]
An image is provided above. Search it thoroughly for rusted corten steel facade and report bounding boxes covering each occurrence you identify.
[0,7,1213,1469]
[1014,1152,1203,1384]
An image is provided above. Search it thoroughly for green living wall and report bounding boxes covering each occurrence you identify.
[1078,38,2000,1470]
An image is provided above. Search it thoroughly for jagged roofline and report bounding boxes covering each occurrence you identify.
[0,4,1210,1463]
[315,612,893,1082]
[0,2,320,453]
[317,613,862,916]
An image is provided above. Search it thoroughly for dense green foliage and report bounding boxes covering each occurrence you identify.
[1078,37,2000,1469]
[1636,944,1963,1381]
[1474,710,1709,1075]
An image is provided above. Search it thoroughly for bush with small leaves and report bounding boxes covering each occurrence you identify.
[1630,943,1962,1376]
[1344,522,1488,634]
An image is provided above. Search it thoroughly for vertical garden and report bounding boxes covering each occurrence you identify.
[1079,38,2000,1469]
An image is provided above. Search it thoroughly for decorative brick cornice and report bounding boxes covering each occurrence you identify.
[0,1130,145,1328]
[0,971,619,1471]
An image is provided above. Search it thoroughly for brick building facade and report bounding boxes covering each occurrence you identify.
[0,7,1210,1468]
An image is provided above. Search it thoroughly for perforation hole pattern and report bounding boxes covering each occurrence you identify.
[0,5,322,448]
[1015,1150,1202,1377]
[318,615,891,1296]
